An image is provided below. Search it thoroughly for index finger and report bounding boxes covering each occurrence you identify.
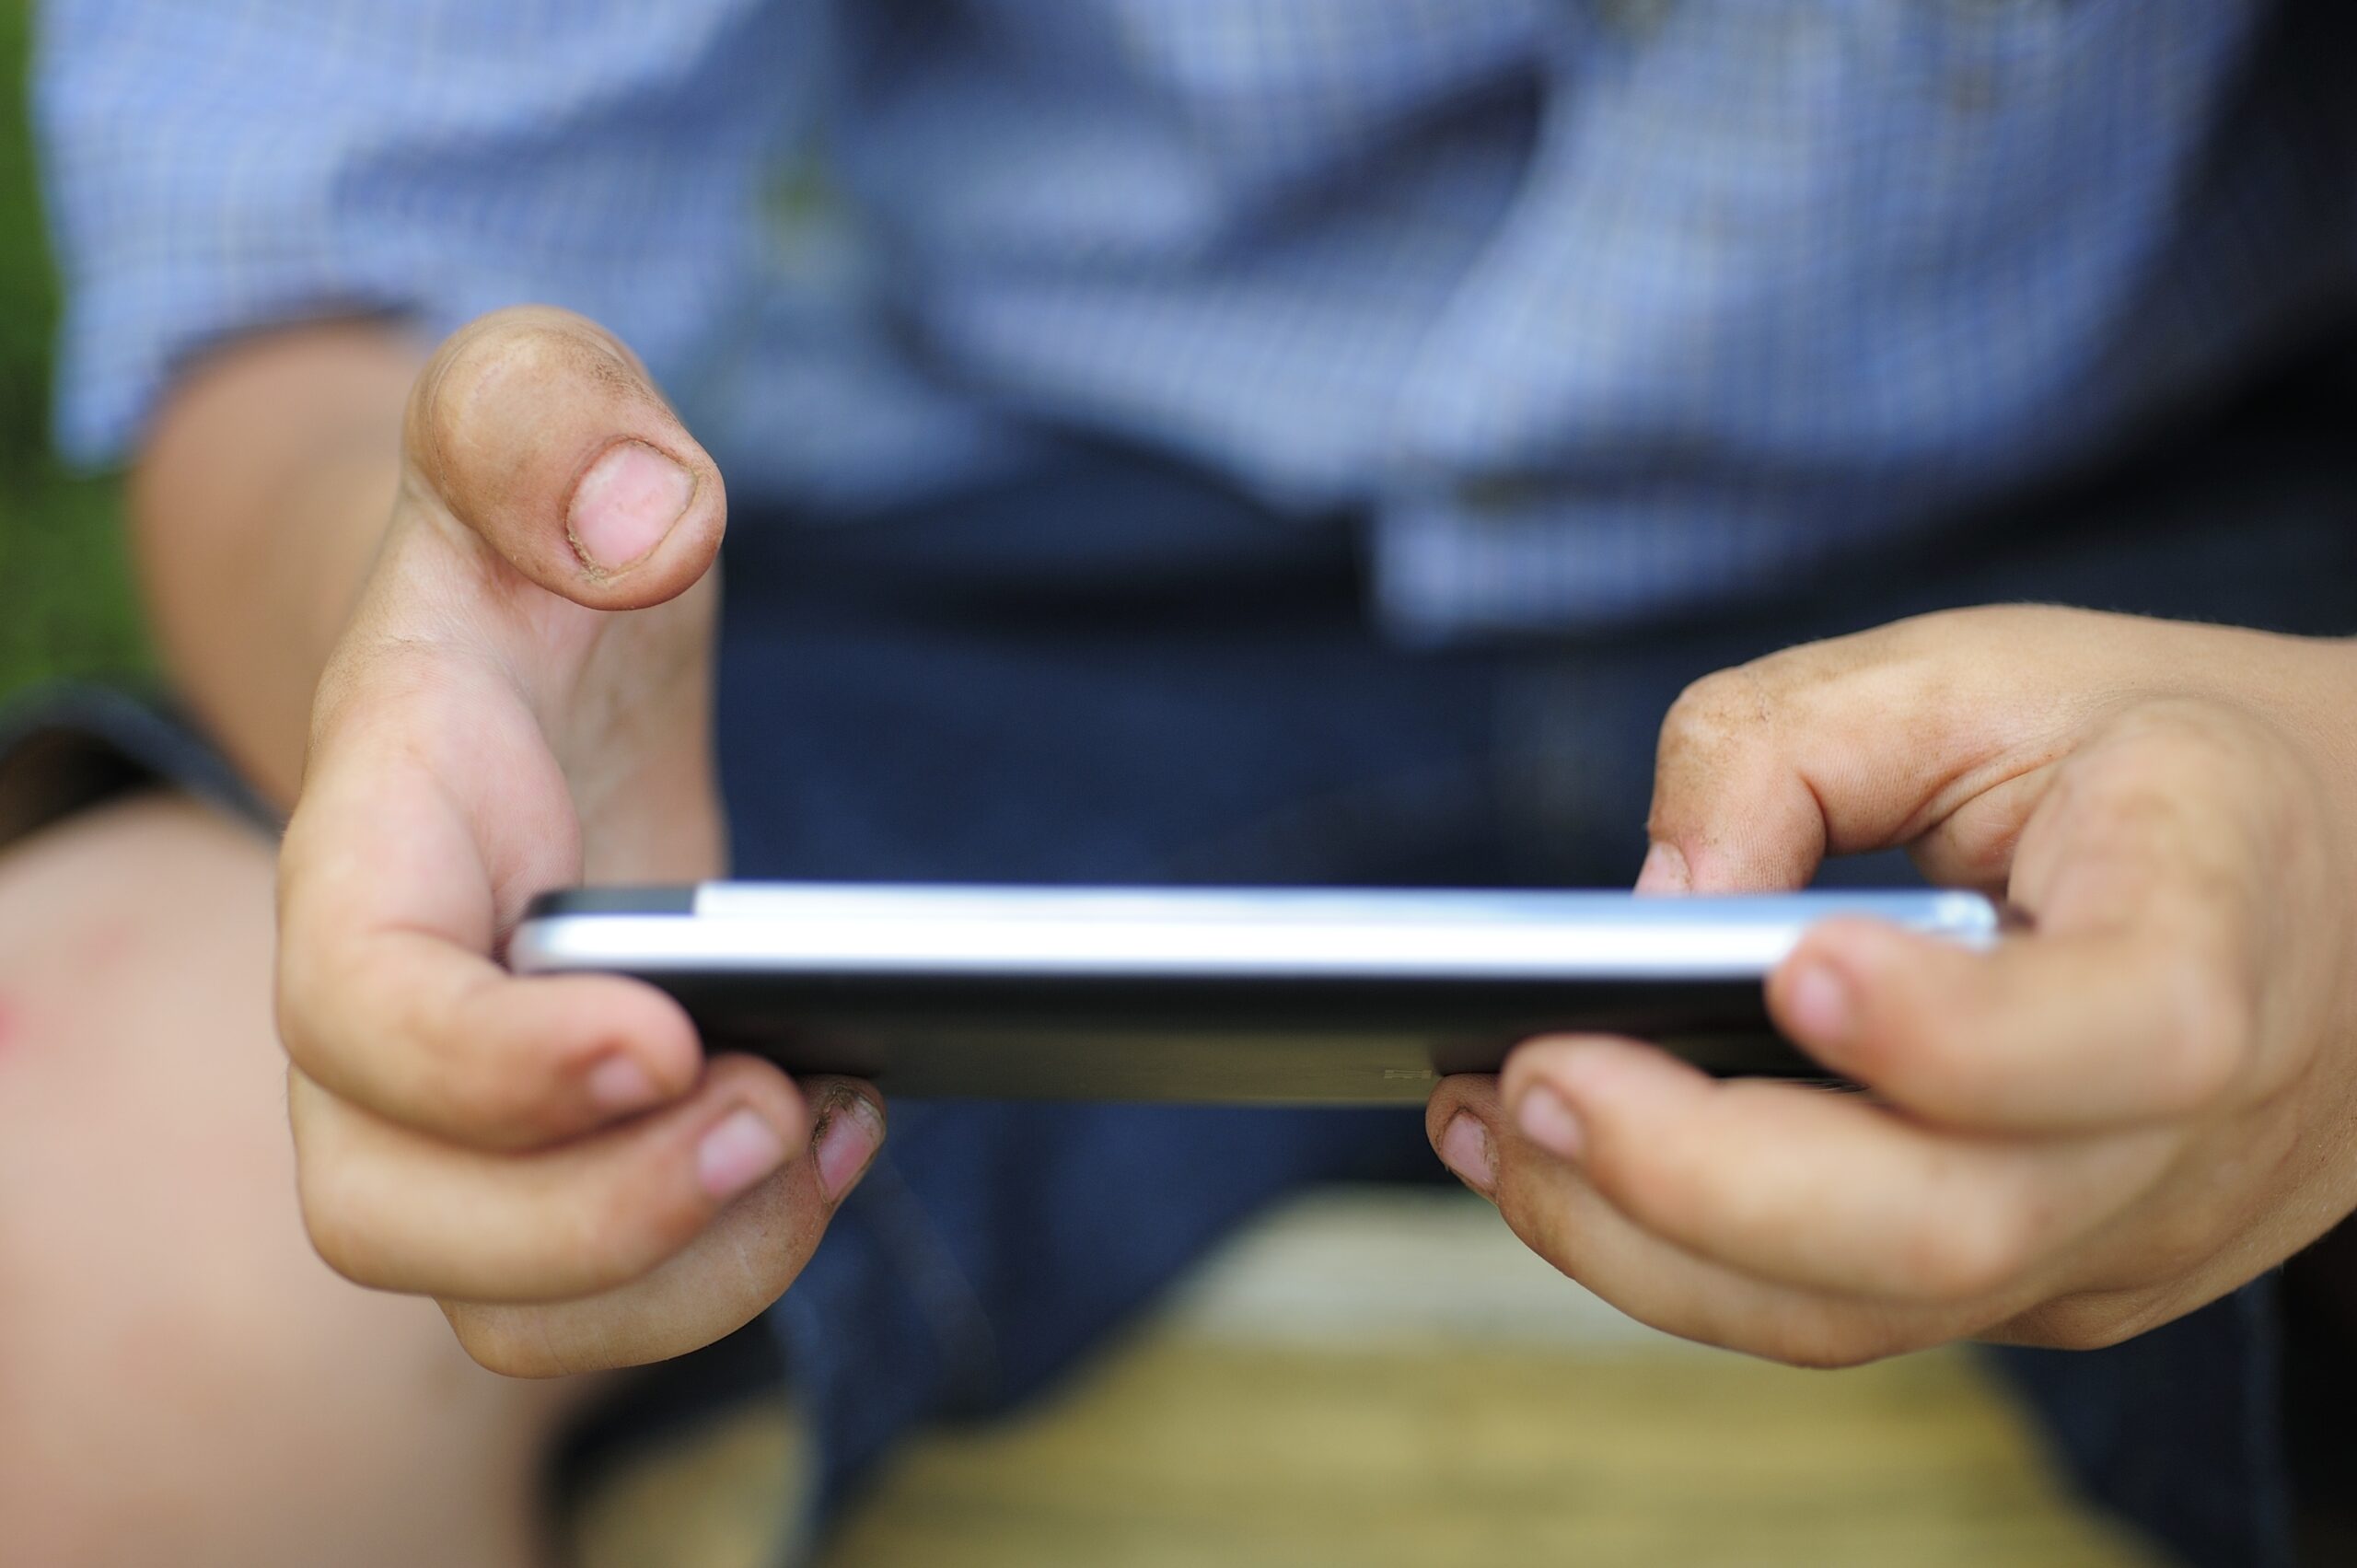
[1641,612,2097,894]
[278,655,702,1149]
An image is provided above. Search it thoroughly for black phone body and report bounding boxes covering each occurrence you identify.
[509,884,2000,1103]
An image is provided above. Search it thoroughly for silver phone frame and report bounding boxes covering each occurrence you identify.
[509,883,2001,981]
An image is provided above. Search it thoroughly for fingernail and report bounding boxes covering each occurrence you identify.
[813,1092,885,1203]
[1635,841,1689,894]
[1785,958,1852,1046]
[1515,1083,1586,1163]
[586,1053,659,1115]
[696,1107,789,1202]
[1437,1112,1497,1194]
[569,439,693,571]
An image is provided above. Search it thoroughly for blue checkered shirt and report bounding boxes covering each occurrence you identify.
[35,1,2357,639]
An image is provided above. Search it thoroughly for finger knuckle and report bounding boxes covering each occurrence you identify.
[569,1166,707,1289]
[455,1072,566,1152]
[1594,1136,1716,1246]
[1754,1311,1907,1371]
[1818,973,1994,1120]
[446,1307,573,1379]
[408,977,585,1148]
[272,896,336,1070]
[1658,668,1774,760]
[2110,695,2253,763]
[2154,962,2250,1112]
[444,1021,586,1148]
[1896,1203,2035,1304]
[272,962,327,1079]
[1839,1010,1975,1113]
[293,1166,382,1289]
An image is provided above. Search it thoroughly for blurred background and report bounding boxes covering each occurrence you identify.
[0,4,141,712]
[0,4,142,707]
[0,10,2171,1567]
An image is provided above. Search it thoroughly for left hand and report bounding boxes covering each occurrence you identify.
[1429,605,2357,1365]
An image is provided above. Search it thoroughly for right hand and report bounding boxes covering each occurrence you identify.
[276,308,887,1376]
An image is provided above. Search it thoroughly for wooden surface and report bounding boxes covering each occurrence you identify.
[574,1189,2161,1568]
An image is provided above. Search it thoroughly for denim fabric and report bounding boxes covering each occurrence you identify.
[714,357,2357,1566]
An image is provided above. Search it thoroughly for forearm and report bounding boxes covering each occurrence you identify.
[128,321,424,807]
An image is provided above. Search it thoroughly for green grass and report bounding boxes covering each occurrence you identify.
[0,4,149,706]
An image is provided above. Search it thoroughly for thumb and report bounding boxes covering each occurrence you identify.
[402,305,725,611]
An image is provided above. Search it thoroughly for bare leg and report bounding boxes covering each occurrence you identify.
[0,795,590,1568]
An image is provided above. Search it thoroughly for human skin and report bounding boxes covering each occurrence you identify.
[134,307,885,1376]
[0,306,877,1563]
[0,319,652,1564]
[134,303,2357,1378]
[1431,608,2357,1366]
[0,796,581,1567]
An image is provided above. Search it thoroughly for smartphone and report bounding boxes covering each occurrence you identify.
[507,883,2000,1103]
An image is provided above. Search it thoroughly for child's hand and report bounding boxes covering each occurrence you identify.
[277,308,885,1376]
[1433,607,2357,1365]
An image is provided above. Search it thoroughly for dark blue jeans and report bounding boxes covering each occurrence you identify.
[714,385,2357,1565]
